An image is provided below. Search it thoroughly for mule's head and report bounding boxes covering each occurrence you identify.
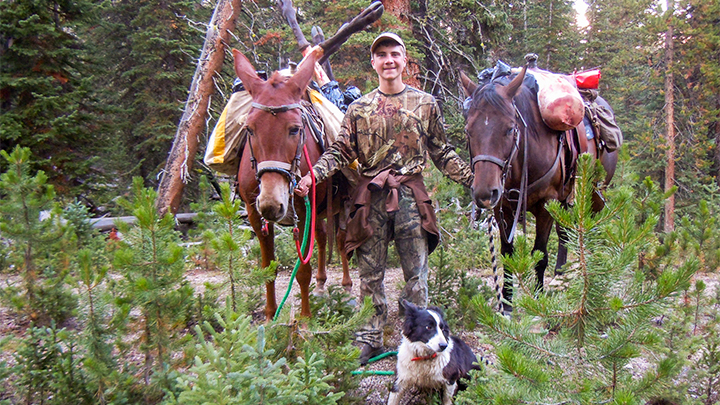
[460,66,526,209]
[233,47,322,222]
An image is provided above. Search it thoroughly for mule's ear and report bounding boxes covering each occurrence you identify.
[460,71,478,98]
[287,45,324,98]
[232,49,265,96]
[503,63,527,99]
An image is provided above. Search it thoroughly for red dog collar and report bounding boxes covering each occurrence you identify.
[411,352,438,362]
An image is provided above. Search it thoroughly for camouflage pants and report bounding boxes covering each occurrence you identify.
[355,185,429,348]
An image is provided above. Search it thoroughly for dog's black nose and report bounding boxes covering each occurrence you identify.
[439,343,448,352]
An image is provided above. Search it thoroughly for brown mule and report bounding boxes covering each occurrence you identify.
[233,47,351,320]
[460,64,618,314]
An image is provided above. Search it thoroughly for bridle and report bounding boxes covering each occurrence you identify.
[469,103,525,187]
[468,103,528,244]
[468,101,566,244]
[247,101,306,191]
[245,100,326,233]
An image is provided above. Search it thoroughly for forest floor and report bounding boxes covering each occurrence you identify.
[1,260,718,404]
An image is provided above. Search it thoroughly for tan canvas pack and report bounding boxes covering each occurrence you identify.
[579,89,623,152]
[204,87,350,175]
[204,90,253,174]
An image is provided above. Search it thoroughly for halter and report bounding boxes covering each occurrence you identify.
[468,103,528,244]
[247,101,306,190]
[468,102,566,244]
[469,103,525,182]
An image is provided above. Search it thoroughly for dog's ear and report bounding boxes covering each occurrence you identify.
[400,299,418,315]
[428,305,445,318]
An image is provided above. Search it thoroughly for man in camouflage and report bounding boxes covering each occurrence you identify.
[295,32,473,364]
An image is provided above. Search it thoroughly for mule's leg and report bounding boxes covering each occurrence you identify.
[555,223,569,275]
[248,207,277,322]
[555,202,570,275]
[337,225,352,292]
[532,207,555,293]
[314,219,328,293]
[295,211,314,318]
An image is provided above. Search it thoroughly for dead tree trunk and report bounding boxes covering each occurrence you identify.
[664,22,675,232]
[156,0,242,216]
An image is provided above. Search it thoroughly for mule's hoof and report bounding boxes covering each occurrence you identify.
[313,284,327,297]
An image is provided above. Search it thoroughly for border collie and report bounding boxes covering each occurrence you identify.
[387,300,480,405]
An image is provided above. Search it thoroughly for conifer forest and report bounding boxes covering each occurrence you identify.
[1,0,720,403]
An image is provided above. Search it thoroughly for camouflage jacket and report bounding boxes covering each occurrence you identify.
[312,86,473,188]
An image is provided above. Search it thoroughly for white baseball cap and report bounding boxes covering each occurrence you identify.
[370,32,405,54]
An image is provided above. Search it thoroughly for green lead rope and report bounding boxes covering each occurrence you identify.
[273,196,312,322]
[273,203,398,375]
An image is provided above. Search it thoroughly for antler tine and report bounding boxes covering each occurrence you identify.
[279,0,311,51]
[317,1,384,66]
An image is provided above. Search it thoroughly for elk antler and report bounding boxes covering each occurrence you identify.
[279,0,384,67]
[317,1,384,66]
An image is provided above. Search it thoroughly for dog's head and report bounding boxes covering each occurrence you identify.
[400,299,450,353]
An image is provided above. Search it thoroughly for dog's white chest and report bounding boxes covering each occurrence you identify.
[396,339,453,389]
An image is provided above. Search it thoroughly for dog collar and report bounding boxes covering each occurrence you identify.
[411,352,438,362]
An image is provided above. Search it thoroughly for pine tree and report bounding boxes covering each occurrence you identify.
[505,0,581,72]
[459,155,696,404]
[88,0,210,186]
[112,177,194,399]
[0,146,75,325]
[0,0,102,193]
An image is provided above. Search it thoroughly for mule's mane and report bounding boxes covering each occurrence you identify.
[268,71,291,88]
[469,75,542,133]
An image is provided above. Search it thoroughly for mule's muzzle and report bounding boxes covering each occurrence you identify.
[256,171,291,223]
[474,187,502,209]
[258,201,286,223]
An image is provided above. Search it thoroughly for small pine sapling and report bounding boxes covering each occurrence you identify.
[112,177,194,398]
[210,182,273,314]
[459,155,696,404]
[0,146,76,325]
[165,301,351,405]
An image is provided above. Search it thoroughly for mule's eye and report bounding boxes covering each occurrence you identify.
[506,127,514,137]
[289,126,301,136]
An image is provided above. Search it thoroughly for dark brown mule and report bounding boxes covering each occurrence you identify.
[233,47,351,320]
[460,64,618,314]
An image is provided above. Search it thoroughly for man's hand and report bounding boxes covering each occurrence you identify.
[295,173,313,197]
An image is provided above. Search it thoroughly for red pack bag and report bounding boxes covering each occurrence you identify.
[575,69,601,89]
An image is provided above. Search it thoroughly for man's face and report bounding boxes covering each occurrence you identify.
[371,43,407,83]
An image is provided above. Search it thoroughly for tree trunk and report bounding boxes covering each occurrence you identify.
[664,22,675,232]
[156,0,243,216]
[382,0,421,89]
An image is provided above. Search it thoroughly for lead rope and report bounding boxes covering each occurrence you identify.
[487,216,504,311]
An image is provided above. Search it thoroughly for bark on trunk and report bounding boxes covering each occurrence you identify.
[664,23,675,232]
[382,0,421,89]
[156,0,243,216]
